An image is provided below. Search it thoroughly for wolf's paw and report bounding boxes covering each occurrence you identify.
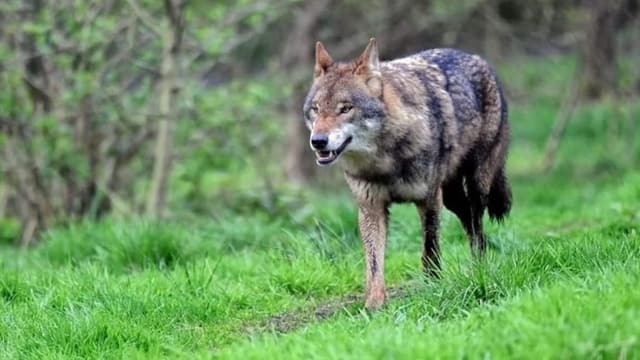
[365,288,387,310]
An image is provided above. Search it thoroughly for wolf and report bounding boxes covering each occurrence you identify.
[303,38,512,309]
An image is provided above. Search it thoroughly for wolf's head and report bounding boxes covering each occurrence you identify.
[303,38,387,166]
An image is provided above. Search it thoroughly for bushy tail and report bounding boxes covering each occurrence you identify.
[488,167,512,222]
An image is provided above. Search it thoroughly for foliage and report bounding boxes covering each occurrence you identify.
[171,76,292,214]
[0,0,296,241]
[1,0,639,241]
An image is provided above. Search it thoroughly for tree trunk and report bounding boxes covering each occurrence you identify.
[285,92,318,184]
[580,0,621,99]
[146,0,184,218]
[9,0,54,243]
[283,0,330,184]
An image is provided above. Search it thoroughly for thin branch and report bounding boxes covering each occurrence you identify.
[164,0,187,51]
[542,76,582,173]
[220,11,283,55]
[125,0,163,36]
[219,0,292,28]
[115,126,155,166]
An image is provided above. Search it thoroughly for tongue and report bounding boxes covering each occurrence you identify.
[318,151,332,158]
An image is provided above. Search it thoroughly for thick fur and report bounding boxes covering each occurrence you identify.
[303,39,512,309]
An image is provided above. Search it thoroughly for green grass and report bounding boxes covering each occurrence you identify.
[0,56,639,359]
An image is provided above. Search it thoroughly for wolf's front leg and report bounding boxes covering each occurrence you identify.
[358,202,389,310]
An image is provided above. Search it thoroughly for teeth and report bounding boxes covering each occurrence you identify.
[315,150,341,165]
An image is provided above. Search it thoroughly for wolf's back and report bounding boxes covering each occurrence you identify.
[418,48,507,126]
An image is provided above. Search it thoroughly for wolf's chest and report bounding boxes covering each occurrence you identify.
[388,181,433,202]
[345,175,434,203]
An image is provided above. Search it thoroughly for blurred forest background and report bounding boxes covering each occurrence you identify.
[0,0,639,245]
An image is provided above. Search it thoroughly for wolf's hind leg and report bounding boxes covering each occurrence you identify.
[465,178,488,255]
[416,188,442,277]
[443,173,487,255]
[467,127,510,254]
[442,176,483,252]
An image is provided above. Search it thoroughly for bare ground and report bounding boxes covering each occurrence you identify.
[244,282,419,335]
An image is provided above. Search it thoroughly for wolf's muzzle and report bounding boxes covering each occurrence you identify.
[314,136,352,166]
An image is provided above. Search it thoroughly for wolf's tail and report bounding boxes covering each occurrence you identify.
[487,167,512,222]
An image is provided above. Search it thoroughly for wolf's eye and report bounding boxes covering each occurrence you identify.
[311,105,319,114]
[339,105,353,114]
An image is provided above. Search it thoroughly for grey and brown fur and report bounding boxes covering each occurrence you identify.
[303,38,512,309]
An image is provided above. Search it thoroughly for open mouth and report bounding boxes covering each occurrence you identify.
[315,136,352,166]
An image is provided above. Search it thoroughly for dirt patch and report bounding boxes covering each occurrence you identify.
[248,282,418,335]
[261,294,359,333]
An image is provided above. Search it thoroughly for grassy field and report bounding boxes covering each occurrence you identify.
[1,56,639,359]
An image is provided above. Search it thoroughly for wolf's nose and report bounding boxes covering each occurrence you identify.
[311,134,329,150]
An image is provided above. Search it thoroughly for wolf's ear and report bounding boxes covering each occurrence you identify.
[355,38,380,75]
[315,41,333,78]
[356,38,382,95]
